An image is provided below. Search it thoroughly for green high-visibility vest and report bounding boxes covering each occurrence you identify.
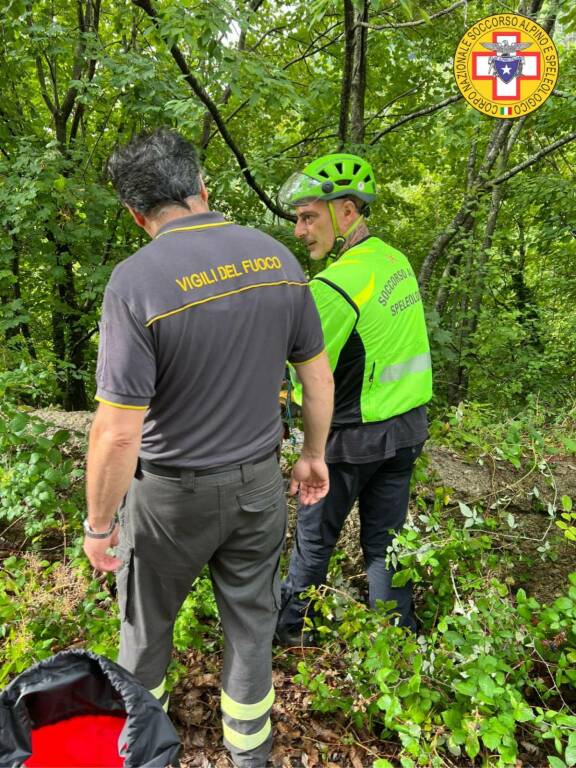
[294,236,432,425]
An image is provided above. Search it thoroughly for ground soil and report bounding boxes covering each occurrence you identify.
[25,410,576,766]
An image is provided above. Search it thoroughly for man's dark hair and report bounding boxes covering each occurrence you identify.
[339,195,370,218]
[107,129,202,216]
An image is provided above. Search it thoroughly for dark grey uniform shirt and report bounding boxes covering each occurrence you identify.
[96,211,324,469]
[324,405,428,464]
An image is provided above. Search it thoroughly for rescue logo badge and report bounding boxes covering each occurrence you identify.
[454,14,558,118]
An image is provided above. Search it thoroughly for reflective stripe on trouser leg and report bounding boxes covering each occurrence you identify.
[221,686,274,753]
[149,677,169,712]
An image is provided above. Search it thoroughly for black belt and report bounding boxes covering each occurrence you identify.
[140,450,277,479]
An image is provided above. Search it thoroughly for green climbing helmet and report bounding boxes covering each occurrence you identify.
[279,153,377,208]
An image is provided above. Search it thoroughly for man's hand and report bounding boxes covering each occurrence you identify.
[83,523,122,573]
[289,456,329,505]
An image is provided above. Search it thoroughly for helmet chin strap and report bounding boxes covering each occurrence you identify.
[327,201,364,259]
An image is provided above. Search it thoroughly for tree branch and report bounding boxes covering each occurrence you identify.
[45,53,61,111]
[369,93,462,144]
[205,23,343,146]
[490,131,576,186]
[59,0,92,124]
[35,57,56,115]
[248,24,287,53]
[364,83,421,129]
[133,0,293,220]
[364,0,469,30]
[282,30,342,70]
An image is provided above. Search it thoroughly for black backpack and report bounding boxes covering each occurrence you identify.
[0,649,181,767]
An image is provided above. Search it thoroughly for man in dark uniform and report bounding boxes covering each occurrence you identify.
[82,130,334,768]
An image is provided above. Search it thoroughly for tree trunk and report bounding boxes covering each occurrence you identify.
[349,0,369,145]
[339,0,369,148]
[31,0,101,410]
[338,0,355,148]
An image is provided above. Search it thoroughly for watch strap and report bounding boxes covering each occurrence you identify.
[83,517,116,539]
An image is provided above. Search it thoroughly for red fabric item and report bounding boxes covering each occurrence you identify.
[25,714,126,767]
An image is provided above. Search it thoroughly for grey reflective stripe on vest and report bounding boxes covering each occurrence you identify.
[379,352,432,383]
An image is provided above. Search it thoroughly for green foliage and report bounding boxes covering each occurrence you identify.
[173,569,219,652]
[0,402,83,539]
[431,398,576,470]
[0,1,574,762]
[295,567,576,766]
[291,415,576,765]
[0,0,574,411]
[557,496,576,543]
[0,554,119,685]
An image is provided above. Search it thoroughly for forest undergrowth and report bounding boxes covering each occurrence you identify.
[0,367,574,767]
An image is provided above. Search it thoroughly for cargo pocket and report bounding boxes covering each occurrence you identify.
[237,473,286,611]
[115,547,134,623]
[272,506,289,609]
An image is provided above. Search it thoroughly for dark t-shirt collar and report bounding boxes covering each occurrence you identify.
[155,210,227,238]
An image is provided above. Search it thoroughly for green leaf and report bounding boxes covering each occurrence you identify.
[391,569,412,587]
[548,758,567,768]
[478,674,496,698]
[481,730,502,750]
[454,679,476,696]
[562,495,573,513]
[513,703,533,723]
[9,413,28,433]
[51,429,71,446]
[465,730,480,759]
[458,501,473,517]
[554,596,573,612]
[398,0,413,19]
[566,742,576,767]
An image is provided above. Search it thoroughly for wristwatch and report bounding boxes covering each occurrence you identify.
[83,517,116,539]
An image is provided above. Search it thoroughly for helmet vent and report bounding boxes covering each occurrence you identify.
[318,170,330,178]
[335,162,343,173]
[353,163,361,174]
[364,174,372,182]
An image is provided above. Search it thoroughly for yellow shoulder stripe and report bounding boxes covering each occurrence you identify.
[95,396,148,411]
[156,222,232,238]
[146,280,308,326]
[291,348,325,366]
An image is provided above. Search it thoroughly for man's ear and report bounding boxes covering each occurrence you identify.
[342,199,360,223]
[199,178,209,203]
[126,206,147,229]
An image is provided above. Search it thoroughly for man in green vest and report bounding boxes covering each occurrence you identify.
[276,153,432,643]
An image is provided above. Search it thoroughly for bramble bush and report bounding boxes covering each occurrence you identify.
[296,557,576,766]
[1,382,574,767]
[292,406,576,767]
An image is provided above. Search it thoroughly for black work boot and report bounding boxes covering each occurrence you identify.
[274,624,315,648]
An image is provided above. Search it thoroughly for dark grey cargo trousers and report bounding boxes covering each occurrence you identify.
[115,454,286,768]
[279,443,424,634]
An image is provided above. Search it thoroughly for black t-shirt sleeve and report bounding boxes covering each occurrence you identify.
[95,286,156,409]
